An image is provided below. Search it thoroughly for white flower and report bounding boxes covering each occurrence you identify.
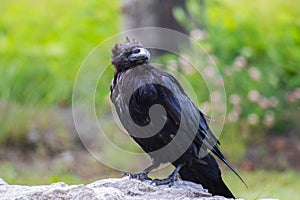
[190,29,207,41]
[233,56,247,71]
[203,66,216,78]
[178,57,194,74]
[211,91,222,102]
[248,66,261,81]
[258,97,270,109]
[227,110,240,123]
[295,88,300,99]
[230,94,241,105]
[248,90,261,102]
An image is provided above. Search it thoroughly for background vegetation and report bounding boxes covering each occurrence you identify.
[0,0,299,199]
[174,0,300,164]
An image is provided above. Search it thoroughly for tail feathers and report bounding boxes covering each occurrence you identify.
[178,154,235,198]
[212,178,235,198]
[211,146,248,188]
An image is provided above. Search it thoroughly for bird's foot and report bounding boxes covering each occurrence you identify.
[151,172,179,187]
[123,172,151,181]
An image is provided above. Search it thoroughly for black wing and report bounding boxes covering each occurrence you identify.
[157,72,246,186]
[111,65,246,186]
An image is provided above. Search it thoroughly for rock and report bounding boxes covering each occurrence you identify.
[0,178,8,186]
[0,177,232,200]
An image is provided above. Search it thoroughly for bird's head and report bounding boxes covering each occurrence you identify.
[111,37,150,72]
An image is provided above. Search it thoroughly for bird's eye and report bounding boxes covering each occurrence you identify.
[124,51,131,57]
[132,49,140,54]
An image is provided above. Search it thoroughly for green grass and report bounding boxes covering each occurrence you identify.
[224,170,300,199]
[0,161,84,185]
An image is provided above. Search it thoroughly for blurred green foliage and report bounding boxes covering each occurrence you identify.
[0,0,120,148]
[176,0,300,88]
[0,0,119,106]
[224,170,300,199]
[0,161,83,185]
[205,0,300,89]
[174,0,300,147]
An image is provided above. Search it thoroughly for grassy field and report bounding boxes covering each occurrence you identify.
[224,170,300,199]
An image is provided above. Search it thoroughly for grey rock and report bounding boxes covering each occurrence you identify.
[0,177,233,200]
[0,178,8,186]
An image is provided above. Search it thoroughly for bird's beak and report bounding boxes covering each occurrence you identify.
[128,47,150,63]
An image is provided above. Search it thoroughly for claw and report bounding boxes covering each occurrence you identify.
[123,172,151,181]
[151,173,179,187]
[150,164,183,187]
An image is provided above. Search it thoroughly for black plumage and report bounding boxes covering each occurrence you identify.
[110,38,245,198]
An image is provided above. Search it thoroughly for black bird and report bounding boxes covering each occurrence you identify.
[110,38,246,198]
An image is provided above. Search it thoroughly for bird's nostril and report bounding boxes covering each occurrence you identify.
[133,49,141,54]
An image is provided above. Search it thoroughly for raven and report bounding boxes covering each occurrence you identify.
[110,38,246,198]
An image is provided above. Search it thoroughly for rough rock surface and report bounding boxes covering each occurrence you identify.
[0,177,233,200]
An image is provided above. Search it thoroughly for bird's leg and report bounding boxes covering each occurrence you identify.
[123,163,158,181]
[151,163,184,187]
[123,171,151,181]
